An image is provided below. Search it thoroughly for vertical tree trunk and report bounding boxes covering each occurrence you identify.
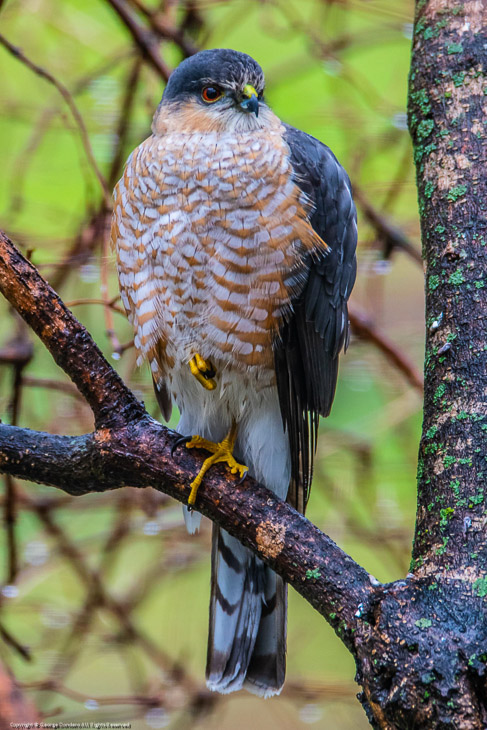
[351,2,487,727]
[409,1,487,576]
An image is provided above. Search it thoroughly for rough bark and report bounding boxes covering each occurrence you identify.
[351,1,487,727]
[1,4,487,724]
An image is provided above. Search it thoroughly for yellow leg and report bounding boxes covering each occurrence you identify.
[186,422,248,505]
[189,353,217,390]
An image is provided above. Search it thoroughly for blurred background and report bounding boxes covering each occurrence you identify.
[0,0,422,727]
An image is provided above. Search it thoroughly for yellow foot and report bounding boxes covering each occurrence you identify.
[185,422,248,506]
[189,353,216,391]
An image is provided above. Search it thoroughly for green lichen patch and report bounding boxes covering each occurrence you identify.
[435,536,449,555]
[446,185,467,202]
[418,119,434,139]
[447,43,463,55]
[469,492,484,507]
[425,425,438,439]
[434,384,446,403]
[415,618,432,629]
[429,275,440,291]
[448,269,465,285]
[443,454,456,469]
[473,577,487,597]
[449,479,460,498]
[410,555,424,572]
[411,88,431,115]
[439,507,454,527]
[452,72,466,87]
[305,568,321,580]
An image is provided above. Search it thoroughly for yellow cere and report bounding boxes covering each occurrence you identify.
[242,84,258,99]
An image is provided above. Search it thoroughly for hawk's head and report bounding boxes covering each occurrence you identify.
[153,49,272,134]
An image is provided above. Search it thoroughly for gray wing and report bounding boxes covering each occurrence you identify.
[274,124,357,513]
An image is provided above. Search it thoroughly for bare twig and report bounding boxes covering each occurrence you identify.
[1,327,33,584]
[354,186,422,264]
[21,375,83,400]
[8,50,133,216]
[126,0,199,57]
[0,33,110,206]
[349,305,424,393]
[105,0,172,80]
[108,57,144,189]
[0,622,32,662]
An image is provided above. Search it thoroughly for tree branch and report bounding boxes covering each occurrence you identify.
[0,230,377,650]
[354,186,422,265]
[349,305,424,393]
[105,0,172,80]
[0,232,144,429]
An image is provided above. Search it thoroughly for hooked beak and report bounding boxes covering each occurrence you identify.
[240,84,259,117]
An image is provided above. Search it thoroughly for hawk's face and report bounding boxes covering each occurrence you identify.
[153,49,274,135]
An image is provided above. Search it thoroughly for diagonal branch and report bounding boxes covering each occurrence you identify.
[354,186,422,264]
[0,421,376,649]
[0,232,145,429]
[105,0,172,80]
[349,305,424,392]
[0,230,378,650]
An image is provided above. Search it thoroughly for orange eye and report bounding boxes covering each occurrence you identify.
[202,86,223,103]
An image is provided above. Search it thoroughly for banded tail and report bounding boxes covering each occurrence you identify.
[206,525,287,696]
[180,389,291,696]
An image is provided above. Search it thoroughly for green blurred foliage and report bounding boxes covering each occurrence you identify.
[0,0,421,728]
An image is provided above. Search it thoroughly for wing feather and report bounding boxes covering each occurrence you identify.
[274,125,357,512]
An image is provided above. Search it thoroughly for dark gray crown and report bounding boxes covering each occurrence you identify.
[162,49,265,101]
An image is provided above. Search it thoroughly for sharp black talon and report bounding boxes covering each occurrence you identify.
[237,470,248,486]
[171,435,189,460]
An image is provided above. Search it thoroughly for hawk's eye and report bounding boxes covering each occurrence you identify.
[201,86,223,103]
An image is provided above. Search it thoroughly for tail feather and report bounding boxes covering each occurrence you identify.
[179,389,291,696]
[183,505,202,534]
[245,573,287,696]
[206,525,286,696]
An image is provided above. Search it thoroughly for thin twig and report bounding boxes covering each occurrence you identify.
[349,305,424,393]
[126,0,199,57]
[0,622,32,662]
[64,298,125,315]
[108,57,144,189]
[1,327,32,584]
[105,0,172,80]
[8,50,133,216]
[0,33,110,206]
[354,186,422,264]
[21,375,83,399]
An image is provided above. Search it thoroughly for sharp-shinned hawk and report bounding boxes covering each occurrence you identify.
[111,48,357,697]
